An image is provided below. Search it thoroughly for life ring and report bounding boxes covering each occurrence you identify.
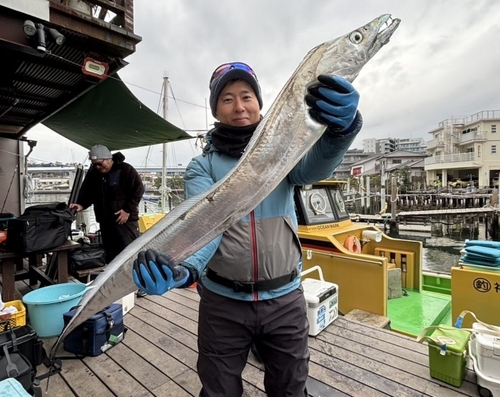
[344,235,361,254]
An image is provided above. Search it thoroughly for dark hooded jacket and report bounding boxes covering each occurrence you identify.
[77,152,144,224]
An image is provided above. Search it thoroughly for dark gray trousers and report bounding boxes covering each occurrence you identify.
[99,219,139,263]
[197,286,309,397]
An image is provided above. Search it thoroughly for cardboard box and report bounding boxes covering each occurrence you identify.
[302,278,338,336]
[427,327,470,387]
[115,292,135,315]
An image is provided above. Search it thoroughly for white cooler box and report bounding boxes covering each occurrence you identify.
[470,340,500,397]
[472,322,500,380]
[302,277,338,336]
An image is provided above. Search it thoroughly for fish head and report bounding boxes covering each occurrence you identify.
[310,14,401,84]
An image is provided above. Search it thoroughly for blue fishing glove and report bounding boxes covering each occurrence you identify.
[306,75,359,132]
[132,249,190,295]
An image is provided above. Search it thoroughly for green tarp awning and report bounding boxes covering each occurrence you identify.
[43,74,192,151]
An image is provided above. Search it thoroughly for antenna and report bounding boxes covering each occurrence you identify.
[161,75,169,213]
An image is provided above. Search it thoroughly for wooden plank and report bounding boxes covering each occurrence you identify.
[26,287,478,396]
[312,347,425,396]
[123,316,196,379]
[306,377,350,397]
[171,289,478,397]
[326,317,477,380]
[309,360,388,396]
[168,288,201,311]
[58,359,115,397]
[82,349,153,396]
[134,296,199,336]
[128,297,267,395]
[37,372,78,397]
[309,336,475,397]
[162,292,405,395]
[161,369,201,397]
[149,378,193,397]
[106,340,173,391]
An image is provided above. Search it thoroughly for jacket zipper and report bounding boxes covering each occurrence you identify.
[250,211,258,301]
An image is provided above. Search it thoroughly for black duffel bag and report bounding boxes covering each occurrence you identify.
[6,202,75,253]
[69,240,106,273]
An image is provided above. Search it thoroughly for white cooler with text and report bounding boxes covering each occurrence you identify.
[302,276,338,336]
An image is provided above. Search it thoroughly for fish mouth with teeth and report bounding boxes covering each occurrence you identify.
[377,15,401,45]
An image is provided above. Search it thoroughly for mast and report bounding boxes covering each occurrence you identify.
[161,75,169,213]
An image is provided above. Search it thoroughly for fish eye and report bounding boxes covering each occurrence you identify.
[349,31,363,44]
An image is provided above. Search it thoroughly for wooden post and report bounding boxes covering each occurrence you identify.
[390,177,399,234]
[391,177,397,219]
[366,176,371,214]
[488,189,498,239]
[380,187,386,214]
[492,188,499,207]
[360,176,365,214]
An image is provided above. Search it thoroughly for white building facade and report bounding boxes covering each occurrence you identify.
[425,110,500,188]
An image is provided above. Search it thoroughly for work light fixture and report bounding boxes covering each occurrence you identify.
[48,28,65,45]
[35,23,46,53]
[22,20,66,53]
[22,20,36,36]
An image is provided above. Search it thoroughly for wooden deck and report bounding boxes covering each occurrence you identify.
[25,287,479,397]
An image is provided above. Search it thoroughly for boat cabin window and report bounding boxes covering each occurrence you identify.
[332,189,348,218]
[295,184,349,225]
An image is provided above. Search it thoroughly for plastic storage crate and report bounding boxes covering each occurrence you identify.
[0,300,26,331]
[427,327,470,387]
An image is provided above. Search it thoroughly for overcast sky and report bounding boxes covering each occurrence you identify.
[26,0,499,168]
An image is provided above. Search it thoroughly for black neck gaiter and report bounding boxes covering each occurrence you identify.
[210,121,260,158]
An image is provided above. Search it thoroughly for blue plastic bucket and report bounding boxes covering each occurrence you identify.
[22,283,88,338]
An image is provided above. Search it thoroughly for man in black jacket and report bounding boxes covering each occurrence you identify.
[70,145,145,294]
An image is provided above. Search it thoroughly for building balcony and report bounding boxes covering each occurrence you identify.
[457,130,488,145]
[426,138,445,150]
[466,110,500,123]
[424,152,475,166]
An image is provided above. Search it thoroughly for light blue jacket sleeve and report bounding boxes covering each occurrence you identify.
[180,156,223,281]
[288,112,362,185]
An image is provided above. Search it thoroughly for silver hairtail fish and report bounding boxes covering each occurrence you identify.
[52,14,400,356]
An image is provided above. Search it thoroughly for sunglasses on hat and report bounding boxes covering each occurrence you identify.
[209,62,258,89]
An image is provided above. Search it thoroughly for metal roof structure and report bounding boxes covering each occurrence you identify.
[0,0,142,140]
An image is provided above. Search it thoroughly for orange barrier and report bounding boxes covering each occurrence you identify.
[343,235,361,254]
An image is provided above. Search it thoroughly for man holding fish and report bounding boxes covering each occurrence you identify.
[55,16,400,396]
[133,62,361,396]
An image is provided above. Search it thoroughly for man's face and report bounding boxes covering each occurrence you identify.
[91,158,112,173]
[215,80,261,127]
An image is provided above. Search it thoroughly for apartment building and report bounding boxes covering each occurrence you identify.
[363,137,426,154]
[350,150,426,186]
[425,110,500,187]
[332,149,372,180]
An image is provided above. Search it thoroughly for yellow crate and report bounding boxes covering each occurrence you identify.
[0,300,26,331]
